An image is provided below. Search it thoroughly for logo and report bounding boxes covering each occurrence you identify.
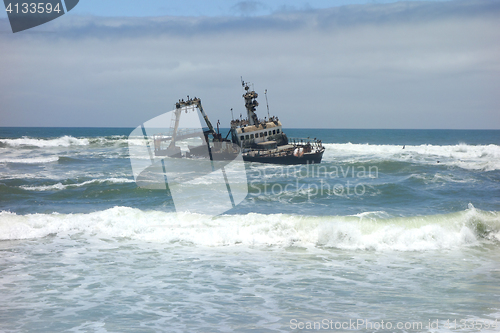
[4,0,79,33]
[128,101,248,216]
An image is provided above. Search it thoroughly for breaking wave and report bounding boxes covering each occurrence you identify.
[2,136,498,171]
[322,143,500,171]
[19,178,135,191]
[1,204,498,251]
[0,156,59,164]
[0,136,89,148]
[0,135,146,149]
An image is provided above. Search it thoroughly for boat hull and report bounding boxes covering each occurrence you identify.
[243,150,324,165]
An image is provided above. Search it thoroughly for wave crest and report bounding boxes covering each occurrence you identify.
[0,156,59,164]
[19,178,135,191]
[0,136,89,148]
[1,205,498,251]
[322,143,500,171]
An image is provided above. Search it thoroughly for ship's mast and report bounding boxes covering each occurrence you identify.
[241,79,259,126]
[265,89,270,119]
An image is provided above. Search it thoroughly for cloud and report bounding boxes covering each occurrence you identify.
[0,0,499,129]
[230,1,268,16]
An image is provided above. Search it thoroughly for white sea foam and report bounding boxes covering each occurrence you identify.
[0,156,59,164]
[0,136,89,148]
[1,205,498,251]
[19,178,135,191]
[123,137,148,146]
[322,143,500,171]
[87,135,147,147]
[408,172,476,184]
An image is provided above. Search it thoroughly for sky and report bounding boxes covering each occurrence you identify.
[0,0,499,129]
[0,0,450,18]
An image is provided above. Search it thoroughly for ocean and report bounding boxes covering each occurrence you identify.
[0,127,499,332]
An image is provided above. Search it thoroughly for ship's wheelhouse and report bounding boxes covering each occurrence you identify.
[232,121,283,148]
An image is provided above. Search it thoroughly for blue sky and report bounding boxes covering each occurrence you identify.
[69,0,373,17]
[0,0,498,129]
[0,0,450,18]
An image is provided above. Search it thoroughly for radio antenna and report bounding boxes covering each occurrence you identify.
[265,89,270,119]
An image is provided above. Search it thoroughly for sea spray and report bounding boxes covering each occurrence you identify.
[1,205,498,251]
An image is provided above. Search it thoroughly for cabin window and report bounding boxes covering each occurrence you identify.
[277,129,280,134]
[268,131,272,136]
[273,130,276,135]
[245,135,249,140]
[260,132,263,137]
[240,136,244,141]
[250,134,254,139]
[264,132,267,136]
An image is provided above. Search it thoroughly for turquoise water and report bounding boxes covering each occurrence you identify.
[1,127,499,332]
